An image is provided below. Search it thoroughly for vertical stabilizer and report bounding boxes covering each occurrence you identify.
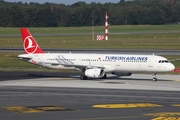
[20,28,44,54]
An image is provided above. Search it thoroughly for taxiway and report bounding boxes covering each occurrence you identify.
[0,71,180,120]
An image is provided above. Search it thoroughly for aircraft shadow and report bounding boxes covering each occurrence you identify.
[0,71,170,82]
[79,76,170,82]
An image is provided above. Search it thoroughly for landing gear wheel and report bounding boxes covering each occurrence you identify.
[100,74,107,79]
[152,77,157,82]
[80,75,88,80]
[152,73,157,82]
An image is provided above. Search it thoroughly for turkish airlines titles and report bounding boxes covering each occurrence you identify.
[105,56,148,61]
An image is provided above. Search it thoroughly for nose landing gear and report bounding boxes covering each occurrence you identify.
[152,73,157,82]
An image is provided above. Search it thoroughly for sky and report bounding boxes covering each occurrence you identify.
[5,0,121,5]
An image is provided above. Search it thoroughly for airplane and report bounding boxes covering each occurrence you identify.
[18,28,175,82]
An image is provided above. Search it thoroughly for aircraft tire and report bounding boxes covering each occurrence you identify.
[80,75,88,80]
[100,74,107,79]
[152,78,157,82]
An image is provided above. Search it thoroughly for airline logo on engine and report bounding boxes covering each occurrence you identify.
[105,56,148,61]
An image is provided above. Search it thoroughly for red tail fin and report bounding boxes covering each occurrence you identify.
[20,28,44,54]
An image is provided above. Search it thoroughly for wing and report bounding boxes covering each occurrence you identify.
[50,62,105,70]
[60,64,105,70]
[54,55,105,70]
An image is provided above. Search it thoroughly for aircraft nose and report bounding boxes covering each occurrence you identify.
[169,63,175,71]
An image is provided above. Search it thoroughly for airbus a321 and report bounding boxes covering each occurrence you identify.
[18,28,175,81]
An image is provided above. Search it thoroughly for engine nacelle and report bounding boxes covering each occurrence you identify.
[85,68,105,78]
[112,72,132,76]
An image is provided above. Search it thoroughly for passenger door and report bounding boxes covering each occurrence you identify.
[148,56,154,67]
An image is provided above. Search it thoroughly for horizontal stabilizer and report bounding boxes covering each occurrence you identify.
[18,54,32,60]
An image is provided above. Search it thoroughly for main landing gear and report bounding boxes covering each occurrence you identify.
[152,73,157,82]
[100,74,107,79]
[80,68,88,80]
[80,74,88,80]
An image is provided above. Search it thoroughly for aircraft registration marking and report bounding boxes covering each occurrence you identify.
[1,106,74,113]
[92,103,162,108]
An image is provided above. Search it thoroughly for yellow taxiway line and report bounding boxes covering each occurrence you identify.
[92,103,162,108]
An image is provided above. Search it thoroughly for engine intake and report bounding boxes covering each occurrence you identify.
[85,68,105,78]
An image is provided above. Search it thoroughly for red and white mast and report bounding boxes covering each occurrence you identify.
[105,11,109,40]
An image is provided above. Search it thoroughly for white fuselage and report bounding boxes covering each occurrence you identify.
[18,53,175,73]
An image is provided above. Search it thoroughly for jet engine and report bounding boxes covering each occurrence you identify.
[85,68,105,78]
[112,72,132,76]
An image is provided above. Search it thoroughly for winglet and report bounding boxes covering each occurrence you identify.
[20,28,44,54]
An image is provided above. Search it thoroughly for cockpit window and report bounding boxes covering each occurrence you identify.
[159,60,169,63]
[165,60,169,63]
